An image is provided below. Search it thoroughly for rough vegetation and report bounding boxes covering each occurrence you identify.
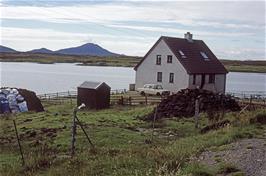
[0,52,141,67]
[0,99,265,176]
[145,89,240,120]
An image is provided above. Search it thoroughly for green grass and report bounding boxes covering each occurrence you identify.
[1,52,265,72]
[221,59,266,73]
[0,101,265,176]
[225,65,266,73]
[0,52,141,67]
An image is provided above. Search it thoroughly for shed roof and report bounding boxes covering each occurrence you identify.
[78,81,110,89]
[134,36,228,74]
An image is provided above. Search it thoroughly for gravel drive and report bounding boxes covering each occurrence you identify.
[196,136,266,176]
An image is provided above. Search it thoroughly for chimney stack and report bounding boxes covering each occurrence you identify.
[184,32,193,42]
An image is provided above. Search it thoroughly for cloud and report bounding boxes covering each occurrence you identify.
[106,24,256,37]
[215,47,266,60]
[0,26,155,55]
[1,1,265,29]
[0,1,265,59]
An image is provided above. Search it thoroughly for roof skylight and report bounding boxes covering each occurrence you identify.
[200,52,209,60]
[178,50,186,58]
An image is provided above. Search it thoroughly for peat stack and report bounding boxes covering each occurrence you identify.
[18,89,44,112]
[145,89,240,120]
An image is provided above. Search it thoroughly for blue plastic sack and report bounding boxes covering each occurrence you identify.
[0,97,10,114]
[18,101,28,112]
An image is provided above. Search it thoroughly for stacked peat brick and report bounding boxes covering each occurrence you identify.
[145,89,240,120]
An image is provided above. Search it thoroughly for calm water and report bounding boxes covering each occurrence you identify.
[0,62,265,94]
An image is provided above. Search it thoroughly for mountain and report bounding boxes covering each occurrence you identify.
[55,43,119,56]
[0,43,120,56]
[0,45,17,53]
[28,48,54,54]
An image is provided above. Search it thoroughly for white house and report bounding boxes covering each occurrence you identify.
[134,32,228,93]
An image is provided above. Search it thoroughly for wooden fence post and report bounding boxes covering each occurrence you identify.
[129,97,132,106]
[13,120,25,166]
[151,107,158,141]
[71,104,94,156]
[145,94,148,105]
[121,96,124,105]
[194,99,200,128]
[75,116,94,148]
[221,95,225,120]
[71,109,77,156]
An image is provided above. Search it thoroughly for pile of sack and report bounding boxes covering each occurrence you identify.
[0,88,28,114]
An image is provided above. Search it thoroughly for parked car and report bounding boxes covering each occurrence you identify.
[137,84,170,96]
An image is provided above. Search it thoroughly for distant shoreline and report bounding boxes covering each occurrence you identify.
[0,52,265,73]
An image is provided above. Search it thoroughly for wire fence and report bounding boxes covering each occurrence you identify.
[226,91,266,99]
[37,89,266,107]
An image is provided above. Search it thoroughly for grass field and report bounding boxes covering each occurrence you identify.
[0,100,265,176]
[0,52,141,67]
[0,52,265,73]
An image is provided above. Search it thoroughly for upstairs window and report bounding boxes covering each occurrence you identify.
[200,52,209,60]
[157,72,162,82]
[169,73,174,83]
[178,50,186,58]
[167,55,173,63]
[209,74,215,83]
[156,55,161,65]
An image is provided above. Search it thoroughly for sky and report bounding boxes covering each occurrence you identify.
[0,0,265,60]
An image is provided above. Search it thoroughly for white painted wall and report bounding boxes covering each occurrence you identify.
[188,74,226,93]
[135,39,189,93]
[188,74,202,89]
[215,74,226,93]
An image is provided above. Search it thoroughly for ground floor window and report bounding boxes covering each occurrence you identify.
[169,73,174,83]
[209,74,215,83]
[193,74,196,85]
[157,72,162,82]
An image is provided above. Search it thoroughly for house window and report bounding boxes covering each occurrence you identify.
[209,74,215,83]
[167,55,172,63]
[157,72,162,82]
[193,74,196,85]
[156,55,161,65]
[169,73,174,83]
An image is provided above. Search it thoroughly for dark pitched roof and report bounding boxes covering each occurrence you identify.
[134,36,228,74]
[78,81,110,89]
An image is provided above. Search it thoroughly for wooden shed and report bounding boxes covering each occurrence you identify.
[77,81,111,109]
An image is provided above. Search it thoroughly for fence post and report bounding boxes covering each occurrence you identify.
[71,109,77,156]
[145,94,148,105]
[75,116,94,148]
[121,96,124,105]
[129,97,132,106]
[221,95,225,120]
[13,120,25,166]
[151,107,158,141]
[194,98,200,128]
